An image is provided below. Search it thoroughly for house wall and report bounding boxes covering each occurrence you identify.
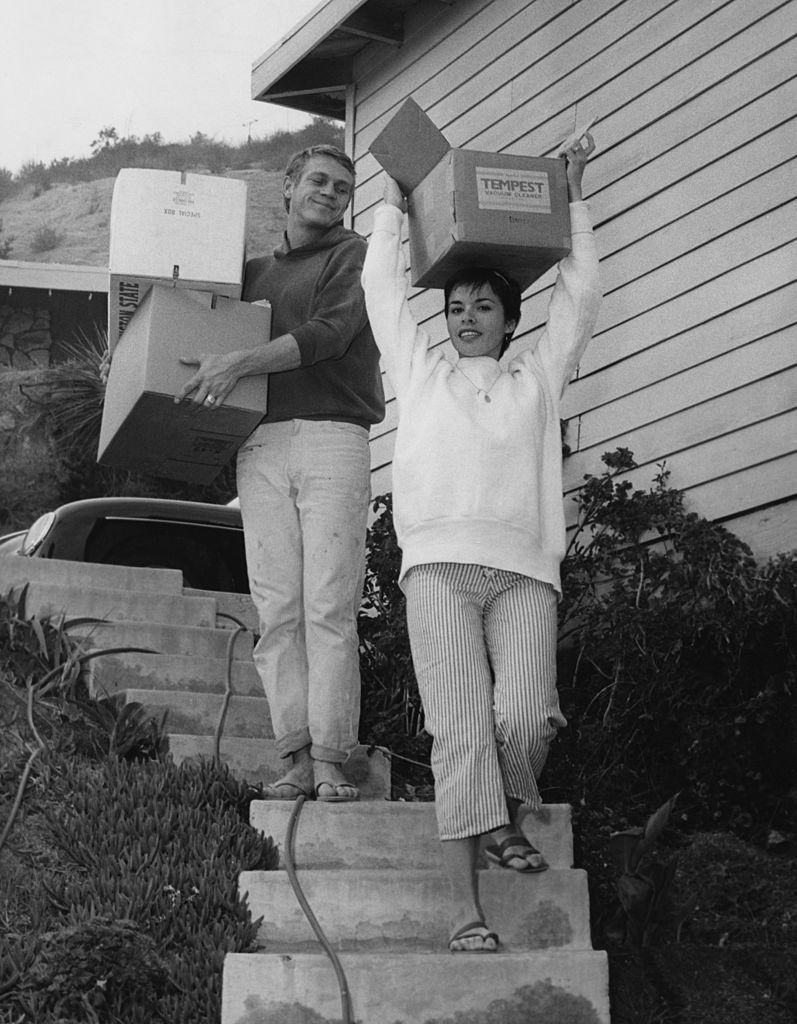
[348,0,796,560]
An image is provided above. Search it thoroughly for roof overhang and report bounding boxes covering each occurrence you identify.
[251,0,410,119]
[0,260,107,296]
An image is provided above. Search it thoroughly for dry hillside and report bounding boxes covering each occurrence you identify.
[0,169,288,267]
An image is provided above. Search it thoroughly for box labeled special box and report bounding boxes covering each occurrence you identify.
[369,99,571,291]
[108,169,248,352]
[98,286,270,483]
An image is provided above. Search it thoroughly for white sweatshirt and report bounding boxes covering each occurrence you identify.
[362,201,602,593]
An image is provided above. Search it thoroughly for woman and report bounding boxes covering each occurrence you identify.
[362,132,600,952]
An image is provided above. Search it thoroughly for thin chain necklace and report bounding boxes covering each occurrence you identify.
[455,361,501,403]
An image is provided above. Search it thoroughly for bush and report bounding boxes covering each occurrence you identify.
[18,160,52,196]
[358,494,432,796]
[30,223,63,253]
[0,217,14,259]
[550,449,797,836]
[0,166,15,201]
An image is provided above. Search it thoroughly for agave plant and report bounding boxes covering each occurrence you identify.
[18,324,108,452]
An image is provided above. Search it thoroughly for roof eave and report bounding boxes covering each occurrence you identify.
[250,0,403,119]
[0,260,108,294]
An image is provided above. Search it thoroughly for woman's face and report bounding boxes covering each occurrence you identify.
[446,282,516,360]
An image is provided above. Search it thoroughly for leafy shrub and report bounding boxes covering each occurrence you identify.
[30,223,63,253]
[0,166,15,201]
[18,160,52,196]
[358,493,432,795]
[0,217,13,258]
[551,449,797,836]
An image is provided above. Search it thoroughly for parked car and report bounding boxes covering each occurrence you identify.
[0,497,249,594]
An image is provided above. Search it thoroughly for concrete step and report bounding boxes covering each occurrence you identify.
[20,580,218,628]
[187,588,259,633]
[88,650,262,697]
[168,738,390,800]
[250,800,573,871]
[222,949,610,1024]
[69,619,254,661]
[126,689,273,738]
[241,867,592,952]
[0,554,184,595]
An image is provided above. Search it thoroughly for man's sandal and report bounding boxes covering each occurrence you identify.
[448,920,499,953]
[263,768,314,800]
[484,835,548,872]
[314,781,360,803]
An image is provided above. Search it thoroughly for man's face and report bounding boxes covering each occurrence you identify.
[283,155,354,231]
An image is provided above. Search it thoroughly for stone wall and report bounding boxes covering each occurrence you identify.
[0,304,52,369]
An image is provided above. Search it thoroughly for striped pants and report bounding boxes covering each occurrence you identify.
[404,563,566,840]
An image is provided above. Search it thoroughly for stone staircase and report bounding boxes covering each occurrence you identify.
[1,553,610,1022]
[0,554,389,793]
[223,800,610,1023]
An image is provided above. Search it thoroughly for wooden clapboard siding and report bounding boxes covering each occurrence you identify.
[569,333,796,458]
[720,500,797,562]
[350,0,797,556]
[564,282,797,417]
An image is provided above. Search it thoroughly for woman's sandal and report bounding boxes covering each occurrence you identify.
[448,920,499,953]
[484,834,548,872]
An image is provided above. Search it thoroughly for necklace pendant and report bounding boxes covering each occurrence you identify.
[484,393,492,403]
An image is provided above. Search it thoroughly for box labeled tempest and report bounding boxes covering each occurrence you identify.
[369,99,571,291]
[98,287,270,484]
[108,169,247,351]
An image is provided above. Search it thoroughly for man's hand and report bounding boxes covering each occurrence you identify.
[382,174,406,211]
[175,351,241,408]
[562,131,596,203]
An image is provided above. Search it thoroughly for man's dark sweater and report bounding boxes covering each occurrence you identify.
[242,225,385,429]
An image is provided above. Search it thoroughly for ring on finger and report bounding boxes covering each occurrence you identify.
[205,394,216,405]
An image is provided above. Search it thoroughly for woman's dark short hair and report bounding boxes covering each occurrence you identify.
[443,267,522,356]
[283,145,356,212]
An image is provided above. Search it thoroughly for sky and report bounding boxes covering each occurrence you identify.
[0,0,325,175]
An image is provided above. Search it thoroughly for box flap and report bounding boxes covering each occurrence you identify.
[369,98,450,194]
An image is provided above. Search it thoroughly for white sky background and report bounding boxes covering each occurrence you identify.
[0,0,324,175]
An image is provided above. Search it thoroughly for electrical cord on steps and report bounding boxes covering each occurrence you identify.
[285,795,355,1024]
[210,613,412,1022]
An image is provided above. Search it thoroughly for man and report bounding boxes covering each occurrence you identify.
[177,145,384,801]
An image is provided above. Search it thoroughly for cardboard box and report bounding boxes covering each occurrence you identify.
[369,99,571,291]
[98,286,270,483]
[108,169,248,351]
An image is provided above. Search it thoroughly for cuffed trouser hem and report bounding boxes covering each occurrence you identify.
[310,742,353,764]
[275,730,353,764]
[276,728,312,760]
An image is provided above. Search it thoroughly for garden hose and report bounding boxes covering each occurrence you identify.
[284,795,354,1024]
